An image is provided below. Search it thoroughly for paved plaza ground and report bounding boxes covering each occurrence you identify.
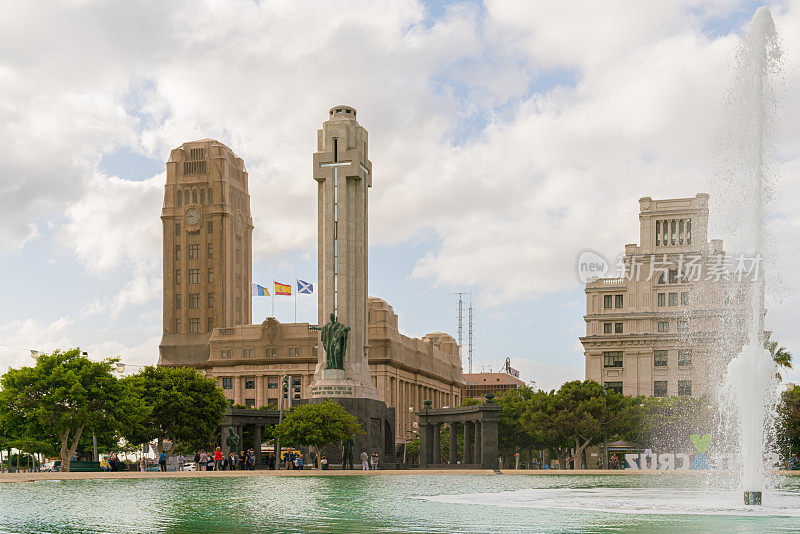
[2,469,798,483]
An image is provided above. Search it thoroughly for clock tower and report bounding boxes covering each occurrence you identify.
[159,139,252,368]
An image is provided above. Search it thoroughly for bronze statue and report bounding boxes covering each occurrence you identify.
[226,428,240,452]
[321,313,350,370]
[342,435,355,470]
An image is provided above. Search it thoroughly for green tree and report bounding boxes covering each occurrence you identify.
[629,395,718,453]
[273,401,363,460]
[764,331,792,377]
[120,366,227,455]
[522,389,571,468]
[777,385,800,456]
[497,385,542,462]
[0,349,130,471]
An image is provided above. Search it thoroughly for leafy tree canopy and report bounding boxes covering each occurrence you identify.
[273,401,363,453]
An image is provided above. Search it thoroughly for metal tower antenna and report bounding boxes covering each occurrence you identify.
[468,296,473,374]
[453,292,467,371]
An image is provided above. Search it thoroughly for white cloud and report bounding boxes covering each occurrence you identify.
[0,316,73,375]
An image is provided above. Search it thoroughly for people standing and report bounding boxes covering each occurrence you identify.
[100,456,111,472]
[214,447,223,471]
[360,451,369,471]
[139,456,147,472]
[177,453,185,471]
[228,451,237,471]
[159,451,167,472]
[199,450,208,471]
[320,456,328,470]
[370,452,379,470]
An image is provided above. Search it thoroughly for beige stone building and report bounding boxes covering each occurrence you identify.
[581,194,746,397]
[463,372,526,399]
[159,108,464,445]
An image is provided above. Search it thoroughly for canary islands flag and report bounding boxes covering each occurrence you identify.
[297,280,314,294]
[251,283,270,296]
[274,281,292,295]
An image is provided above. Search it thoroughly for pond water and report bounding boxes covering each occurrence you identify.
[1,474,799,533]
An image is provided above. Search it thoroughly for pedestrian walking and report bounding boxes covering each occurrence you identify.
[199,450,208,471]
[159,451,167,472]
[177,453,185,471]
[214,447,223,470]
[139,456,147,472]
[360,451,369,471]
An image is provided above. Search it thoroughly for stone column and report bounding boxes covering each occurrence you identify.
[463,421,473,465]
[257,375,266,407]
[449,422,458,465]
[253,425,262,468]
[474,422,482,466]
[432,424,441,465]
[421,423,433,467]
[480,416,499,470]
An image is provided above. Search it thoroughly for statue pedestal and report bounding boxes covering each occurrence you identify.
[310,369,378,399]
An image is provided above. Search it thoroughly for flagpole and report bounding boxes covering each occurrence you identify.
[294,278,297,323]
[272,280,275,318]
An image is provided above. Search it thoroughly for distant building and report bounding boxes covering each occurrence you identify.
[463,371,525,399]
[581,194,749,397]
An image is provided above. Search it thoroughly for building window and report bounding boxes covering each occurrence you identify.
[175,269,181,284]
[208,293,213,308]
[207,221,213,234]
[245,378,256,389]
[678,380,692,396]
[678,219,684,245]
[175,318,182,333]
[678,349,692,366]
[615,295,623,308]
[222,377,233,390]
[604,295,612,309]
[188,243,200,259]
[669,292,678,306]
[654,381,667,397]
[654,350,668,367]
[266,348,277,357]
[605,381,623,394]
[189,269,199,284]
[681,292,689,305]
[288,347,300,357]
[175,245,181,260]
[175,223,181,236]
[184,190,189,205]
[220,350,231,359]
[245,398,255,409]
[677,320,689,332]
[188,293,199,309]
[669,269,678,284]
[671,220,676,245]
[657,321,669,332]
[208,188,213,204]
[189,318,200,333]
[655,220,661,246]
[207,243,213,259]
[658,273,665,284]
[658,293,665,307]
[686,219,692,244]
[603,323,612,334]
[603,351,623,368]
[208,268,214,283]
[207,317,214,331]
[614,322,623,334]
[268,377,279,389]
[192,189,198,204]
[175,293,182,309]
[177,190,182,207]
[200,189,205,204]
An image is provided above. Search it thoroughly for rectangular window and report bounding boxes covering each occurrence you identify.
[188,243,200,259]
[175,269,181,284]
[207,317,214,331]
[603,351,623,368]
[615,295,623,308]
[189,269,199,284]
[677,320,689,332]
[669,269,678,284]
[175,245,181,260]
[658,293,665,307]
[681,292,689,305]
[222,377,233,390]
[686,219,692,244]
[669,292,678,306]
[678,349,692,366]
[189,318,200,333]
[207,293,213,308]
[289,347,300,357]
[671,220,676,245]
[658,321,669,332]
[175,318,182,333]
[245,398,255,409]
[653,350,668,367]
[603,322,612,334]
[207,243,213,258]
[655,221,661,246]
[658,272,665,284]
[266,347,277,357]
[678,380,692,396]
[614,322,623,334]
[605,381,623,394]
[175,223,181,236]
[654,381,667,397]
[175,293,182,309]
[268,377,279,389]
[207,221,213,234]
[679,220,684,245]
[188,293,199,309]
[249,349,254,358]
[604,295,613,309]
[208,268,214,283]
[245,378,256,389]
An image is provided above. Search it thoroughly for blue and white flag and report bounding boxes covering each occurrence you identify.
[297,280,314,294]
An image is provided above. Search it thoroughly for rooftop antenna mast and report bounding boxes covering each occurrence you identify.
[468,293,473,374]
[453,292,467,372]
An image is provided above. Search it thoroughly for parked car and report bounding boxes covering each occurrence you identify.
[146,465,176,472]
[181,462,197,471]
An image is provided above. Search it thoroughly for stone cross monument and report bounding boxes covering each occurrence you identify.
[310,106,378,400]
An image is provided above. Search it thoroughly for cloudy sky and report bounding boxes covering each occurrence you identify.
[0,0,798,389]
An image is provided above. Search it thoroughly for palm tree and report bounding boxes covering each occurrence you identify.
[764,331,792,380]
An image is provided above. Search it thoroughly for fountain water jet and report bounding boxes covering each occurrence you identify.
[716,6,783,506]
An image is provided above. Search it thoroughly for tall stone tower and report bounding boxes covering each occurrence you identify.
[310,106,377,399]
[159,139,253,367]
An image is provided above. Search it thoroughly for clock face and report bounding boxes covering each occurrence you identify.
[236,214,243,229]
[185,208,200,225]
